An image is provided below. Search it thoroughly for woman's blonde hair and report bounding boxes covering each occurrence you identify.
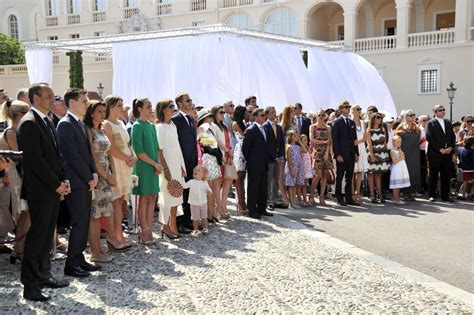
[1,99,29,124]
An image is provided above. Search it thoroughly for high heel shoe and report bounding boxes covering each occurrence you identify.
[161,230,178,240]
[10,252,23,265]
[107,240,131,252]
[138,229,156,245]
[319,196,326,206]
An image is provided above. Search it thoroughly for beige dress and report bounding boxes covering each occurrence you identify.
[106,119,133,200]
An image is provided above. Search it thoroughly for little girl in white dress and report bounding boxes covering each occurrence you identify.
[390,135,411,204]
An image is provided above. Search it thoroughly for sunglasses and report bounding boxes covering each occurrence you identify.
[467,120,474,123]
[406,114,415,117]
[375,116,382,119]
[341,105,350,109]
[247,110,252,113]
[437,108,446,112]
[185,99,193,103]
[167,104,175,110]
[258,114,266,118]
[219,111,225,114]
[355,108,361,111]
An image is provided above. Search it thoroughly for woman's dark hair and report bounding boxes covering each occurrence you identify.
[233,105,247,132]
[83,100,105,128]
[465,136,474,149]
[132,98,148,118]
[104,95,123,119]
[155,98,173,123]
[210,105,227,131]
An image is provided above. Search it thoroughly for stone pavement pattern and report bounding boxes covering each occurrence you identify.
[0,211,471,313]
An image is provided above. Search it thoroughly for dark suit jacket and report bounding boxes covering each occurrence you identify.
[298,116,311,140]
[52,113,61,128]
[57,114,96,191]
[242,123,268,172]
[171,112,197,178]
[426,118,455,157]
[263,120,284,162]
[331,116,359,160]
[17,109,63,201]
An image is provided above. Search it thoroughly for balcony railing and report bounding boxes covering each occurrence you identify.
[45,16,58,27]
[468,26,474,41]
[408,29,455,48]
[355,35,396,53]
[327,40,344,47]
[157,3,172,15]
[123,7,139,19]
[222,0,253,8]
[92,11,106,22]
[191,0,206,11]
[262,0,275,3]
[67,14,80,25]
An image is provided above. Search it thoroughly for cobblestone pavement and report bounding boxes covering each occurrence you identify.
[0,209,472,314]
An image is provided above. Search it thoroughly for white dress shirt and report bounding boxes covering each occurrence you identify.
[436,117,445,133]
[183,179,211,206]
[31,106,49,125]
[255,122,266,141]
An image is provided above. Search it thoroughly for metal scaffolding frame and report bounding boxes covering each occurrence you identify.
[23,24,349,56]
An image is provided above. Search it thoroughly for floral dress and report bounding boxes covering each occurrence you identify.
[233,131,246,172]
[90,128,114,219]
[285,144,305,186]
[311,126,333,170]
[198,124,221,181]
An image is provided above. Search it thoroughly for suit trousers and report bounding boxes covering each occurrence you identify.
[65,189,92,268]
[21,198,59,286]
[335,157,355,200]
[177,171,193,228]
[247,168,268,215]
[267,162,280,205]
[428,154,452,199]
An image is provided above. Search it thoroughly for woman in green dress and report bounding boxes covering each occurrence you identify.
[131,98,163,245]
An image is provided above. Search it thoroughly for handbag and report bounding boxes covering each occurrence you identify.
[224,164,238,180]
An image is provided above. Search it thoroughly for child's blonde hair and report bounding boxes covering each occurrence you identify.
[286,130,297,145]
[300,134,308,145]
[194,165,208,180]
[392,135,401,143]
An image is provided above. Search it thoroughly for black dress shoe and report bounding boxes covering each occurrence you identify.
[337,199,347,206]
[23,286,50,302]
[260,211,273,217]
[64,266,90,278]
[39,277,70,289]
[178,226,193,234]
[442,197,455,202]
[248,213,262,219]
[0,245,13,254]
[274,203,289,209]
[80,262,102,272]
[429,197,436,202]
[346,199,360,206]
[267,204,275,210]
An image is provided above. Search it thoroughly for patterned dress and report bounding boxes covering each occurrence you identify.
[198,124,221,181]
[285,144,305,186]
[90,128,114,219]
[233,131,246,172]
[311,126,333,170]
[366,129,390,173]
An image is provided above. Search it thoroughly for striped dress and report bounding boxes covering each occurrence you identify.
[366,129,390,173]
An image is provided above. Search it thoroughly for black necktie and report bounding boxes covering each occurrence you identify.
[78,119,87,138]
[44,117,57,147]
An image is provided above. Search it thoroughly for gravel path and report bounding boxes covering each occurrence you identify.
[0,210,471,313]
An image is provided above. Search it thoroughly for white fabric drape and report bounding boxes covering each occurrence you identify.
[25,49,53,85]
[308,48,396,115]
[113,34,396,115]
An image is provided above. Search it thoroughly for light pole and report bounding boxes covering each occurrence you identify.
[446,81,456,122]
[97,82,104,100]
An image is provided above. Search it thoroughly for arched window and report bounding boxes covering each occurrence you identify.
[264,7,297,36]
[8,15,19,40]
[225,13,251,29]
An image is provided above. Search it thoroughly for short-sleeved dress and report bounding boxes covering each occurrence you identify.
[156,122,185,225]
[366,129,390,173]
[107,119,133,199]
[131,119,160,195]
[285,144,305,186]
[90,128,114,219]
[311,126,333,170]
[233,131,246,172]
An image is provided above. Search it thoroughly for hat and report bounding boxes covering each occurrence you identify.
[197,109,213,123]
[195,105,204,111]
[383,116,395,123]
[54,95,63,101]
[452,120,462,127]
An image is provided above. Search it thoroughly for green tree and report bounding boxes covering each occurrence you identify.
[0,34,25,65]
[66,50,84,89]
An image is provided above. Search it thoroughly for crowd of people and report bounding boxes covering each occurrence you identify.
[0,85,472,301]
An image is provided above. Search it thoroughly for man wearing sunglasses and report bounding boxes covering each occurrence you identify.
[426,105,456,202]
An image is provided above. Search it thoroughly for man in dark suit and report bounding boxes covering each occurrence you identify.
[17,83,70,301]
[242,108,273,219]
[426,104,456,202]
[294,103,311,139]
[263,106,286,209]
[57,89,99,278]
[172,93,197,233]
[331,100,359,206]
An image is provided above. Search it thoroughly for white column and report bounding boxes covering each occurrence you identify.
[454,0,468,43]
[343,11,357,48]
[395,3,410,49]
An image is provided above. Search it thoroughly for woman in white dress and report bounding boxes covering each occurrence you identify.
[231,105,248,214]
[155,99,186,239]
[351,105,368,203]
[103,95,136,249]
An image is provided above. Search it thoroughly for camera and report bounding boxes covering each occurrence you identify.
[0,150,23,163]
